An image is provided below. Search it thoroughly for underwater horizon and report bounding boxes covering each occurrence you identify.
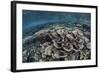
[23,10,91,38]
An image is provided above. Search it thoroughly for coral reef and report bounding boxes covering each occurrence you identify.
[22,25,91,62]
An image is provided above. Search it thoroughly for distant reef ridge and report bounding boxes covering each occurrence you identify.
[23,22,90,38]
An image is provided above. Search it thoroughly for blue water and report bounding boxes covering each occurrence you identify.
[23,10,91,38]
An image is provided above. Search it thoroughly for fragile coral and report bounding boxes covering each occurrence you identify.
[23,25,91,62]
